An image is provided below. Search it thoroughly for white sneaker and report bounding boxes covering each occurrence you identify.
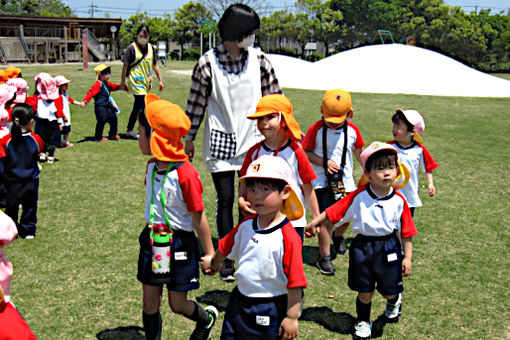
[24,235,35,240]
[46,156,55,163]
[354,321,372,339]
[384,293,403,322]
[39,153,47,162]
[126,130,139,139]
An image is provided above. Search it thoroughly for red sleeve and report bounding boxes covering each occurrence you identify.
[83,81,102,104]
[218,224,241,257]
[302,120,322,152]
[0,135,9,157]
[282,222,307,289]
[31,133,44,152]
[54,95,64,118]
[240,143,260,176]
[144,158,157,186]
[6,108,12,122]
[325,186,364,224]
[26,95,38,112]
[291,141,317,183]
[177,162,205,212]
[107,81,121,92]
[418,144,438,173]
[347,121,365,149]
[396,192,418,238]
[68,96,75,104]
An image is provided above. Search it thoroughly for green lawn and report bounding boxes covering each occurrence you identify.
[6,63,510,339]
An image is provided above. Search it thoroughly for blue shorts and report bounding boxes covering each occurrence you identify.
[137,225,200,291]
[61,125,71,135]
[221,287,287,340]
[348,232,404,296]
[315,188,336,212]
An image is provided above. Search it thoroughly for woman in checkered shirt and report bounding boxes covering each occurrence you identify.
[183,4,282,282]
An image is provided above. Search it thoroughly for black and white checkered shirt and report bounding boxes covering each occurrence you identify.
[185,44,282,141]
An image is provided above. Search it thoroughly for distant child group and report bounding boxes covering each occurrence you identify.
[132,4,438,340]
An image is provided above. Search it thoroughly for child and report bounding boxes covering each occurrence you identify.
[306,142,418,339]
[303,88,365,275]
[81,64,121,142]
[389,109,438,216]
[138,94,217,340]
[239,94,320,242]
[32,72,65,163]
[0,104,44,239]
[212,155,307,339]
[55,75,82,147]
[0,83,16,139]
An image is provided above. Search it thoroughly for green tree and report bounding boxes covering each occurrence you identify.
[201,0,267,18]
[174,2,212,59]
[0,0,73,16]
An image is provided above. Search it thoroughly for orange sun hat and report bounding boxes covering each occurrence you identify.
[321,88,354,124]
[145,94,191,162]
[247,94,303,141]
[4,67,22,79]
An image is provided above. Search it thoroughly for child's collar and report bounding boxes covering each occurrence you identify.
[252,214,288,233]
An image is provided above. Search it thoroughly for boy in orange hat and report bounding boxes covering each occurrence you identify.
[138,94,217,340]
[302,88,365,275]
[239,94,320,243]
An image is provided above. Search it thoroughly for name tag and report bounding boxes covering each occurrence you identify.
[387,253,398,262]
[174,252,187,261]
[256,315,270,326]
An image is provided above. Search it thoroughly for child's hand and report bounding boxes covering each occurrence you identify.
[79,102,86,108]
[279,317,299,339]
[428,183,436,197]
[158,80,164,92]
[58,124,63,131]
[200,253,214,275]
[305,223,320,238]
[402,257,412,277]
[239,197,256,216]
[210,255,222,275]
[327,159,339,174]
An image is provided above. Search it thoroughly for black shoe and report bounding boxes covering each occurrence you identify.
[333,236,347,255]
[220,259,236,282]
[316,255,335,275]
[190,306,218,340]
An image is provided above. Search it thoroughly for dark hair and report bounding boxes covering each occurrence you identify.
[245,177,287,192]
[392,111,414,132]
[365,150,397,172]
[33,80,39,95]
[218,4,260,41]
[11,103,35,142]
[136,25,150,36]
[5,93,16,108]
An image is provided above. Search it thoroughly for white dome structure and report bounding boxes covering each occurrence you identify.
[266,44,510,97]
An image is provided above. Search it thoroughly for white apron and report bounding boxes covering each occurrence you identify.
[203,46,263,173]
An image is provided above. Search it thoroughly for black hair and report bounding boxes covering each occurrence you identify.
[245,177,287,192]
[5,93,16,108]
[33,80,39,96]
[365,149,398,172]
[392,110,414,132]
[136,25,150,36]
[218,4,260,41]
[11,103,35,142]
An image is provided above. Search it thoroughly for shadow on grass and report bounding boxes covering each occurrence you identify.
[76,136,98,143]
[96,326,145,340]
[303,237,354,266]
[196,289,231,312]
[300,306,390,338]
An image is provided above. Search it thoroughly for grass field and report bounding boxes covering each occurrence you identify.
[5,62,510,339]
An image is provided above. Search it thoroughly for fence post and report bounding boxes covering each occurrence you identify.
[82,28,88,69]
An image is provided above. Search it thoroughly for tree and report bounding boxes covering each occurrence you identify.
[174,2,212,59]
[0,0,74,16]
[201,0,268,18]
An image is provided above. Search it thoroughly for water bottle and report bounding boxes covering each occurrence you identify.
[150,224,172,284]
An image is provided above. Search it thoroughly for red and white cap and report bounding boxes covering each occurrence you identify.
[360,141,398,170]
[35,72,59,101]
[239,155,304,221]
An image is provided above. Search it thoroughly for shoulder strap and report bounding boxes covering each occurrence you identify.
[322,121,348,177]
[127,43,148,75]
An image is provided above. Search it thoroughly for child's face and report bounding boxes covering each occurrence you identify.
[246,182,288,217]
[100,72,111,81]
[257,113,284,140]
[366,159,397,192]
[60,84,68,92]
[392,118,414,144]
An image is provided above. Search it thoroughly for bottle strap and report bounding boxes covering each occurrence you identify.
[149,162,175,239]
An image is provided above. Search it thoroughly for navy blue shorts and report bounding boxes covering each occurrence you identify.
[61,125,71,135]
[221,287,287,340]
[137,225,200,292]
[348,233,404,296]
[315,188,336,212]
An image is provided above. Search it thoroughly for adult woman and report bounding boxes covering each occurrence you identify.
[120,25,164,139]
[184,4,282,281]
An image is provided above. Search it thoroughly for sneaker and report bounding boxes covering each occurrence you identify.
[190,305,218,340]
[109,134,121,140]
[63,141,74,147]
[219,259,236,282]
[97,137,108,142]
[39,153,47,162]
[353,321,372,339]
[46,156,55,163]
[126,130,139,139]
[23,235,35,240]
[384,293,402,322]
[333,235,347,255]
[316,255,336,276]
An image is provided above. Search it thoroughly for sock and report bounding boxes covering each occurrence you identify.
[356,297,371,322]
[387,294,399,305]
[142,311,162,340]
[188,301,211,326]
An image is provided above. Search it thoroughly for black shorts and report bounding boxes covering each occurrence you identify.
[137,225,200,291]
[221,287,287,340]
[348,232,404,296]
[61,125,71,135]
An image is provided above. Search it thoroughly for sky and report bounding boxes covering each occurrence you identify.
[63,0,510,18]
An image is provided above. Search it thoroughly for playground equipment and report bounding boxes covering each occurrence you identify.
[158,41,166,66]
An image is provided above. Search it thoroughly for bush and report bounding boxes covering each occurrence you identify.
[304,52,325,62]
[182,48,201,61]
